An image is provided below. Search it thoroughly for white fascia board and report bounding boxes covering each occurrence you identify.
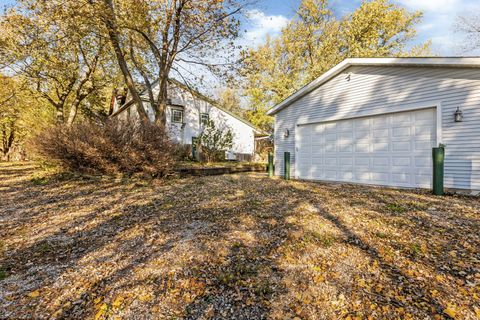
[266,57,480,116]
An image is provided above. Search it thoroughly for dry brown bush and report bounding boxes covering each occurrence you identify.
[32,120,177,176]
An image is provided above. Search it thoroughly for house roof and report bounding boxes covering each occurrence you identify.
[168,79,265,134]
[266,57,480,116]
[110,78,266,135]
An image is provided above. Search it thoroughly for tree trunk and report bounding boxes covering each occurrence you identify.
[55,106,64,124]
[1,124,14,161]
[103,0,149,122]
[154,77,169,126]
[66,101,79,127]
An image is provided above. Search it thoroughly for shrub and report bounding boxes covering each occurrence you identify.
[32,120,176,176]
[198,119,233,162]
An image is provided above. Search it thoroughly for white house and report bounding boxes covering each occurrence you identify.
[268,57,480,192]
[110,79,262,161]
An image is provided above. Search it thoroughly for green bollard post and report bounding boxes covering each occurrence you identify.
[268,152,274,177]
[432,146,445,195]
[284,152,290,180]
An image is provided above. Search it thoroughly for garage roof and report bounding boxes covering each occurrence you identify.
[266,57,480,116]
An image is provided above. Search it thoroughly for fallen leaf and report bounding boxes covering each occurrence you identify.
[27,290,40,298]
[443,307,457,318]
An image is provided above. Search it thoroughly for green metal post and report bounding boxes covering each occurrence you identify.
[268,152,274,177]
[284,152,290,180]
[432,146,445,195]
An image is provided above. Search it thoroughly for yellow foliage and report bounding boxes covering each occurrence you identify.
[240,0,430,129]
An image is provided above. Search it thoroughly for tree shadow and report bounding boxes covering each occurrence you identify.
[1,164,478,319]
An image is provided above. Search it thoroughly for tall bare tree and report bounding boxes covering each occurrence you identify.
[457,14,480,51]
[94,0,245,125]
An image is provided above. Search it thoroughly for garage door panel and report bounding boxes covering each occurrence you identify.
[355,136,370,144]
[339,157,353,165]
[372,172,389,183]
[313,123,325,133]
[392,127,411,137]
[338,120,353,131]
[324,157,337,166]
[311,157,323,165]
[415,109,434,120]
[298,125,311,135]
[296,108,435,188]
[355,118,370,129]
[373,128,389,138]
[415,140,434,150]
[415,174,431,186]
[373,157,389,166]
[325,170,337,180]
[325,133,337,141]
[392,173,411,183]
[355,171,371,181]
[393,113,412,124]
[311,148,324,156]
[392,141,411,152]
[414,156,431,167]
[373,142,389,152]
[325,123,337,133]
[338,171,353,181]
[355,143,370,153]
[325,142,336,152]
[339,144,353,152]
[415,126,435,139]
[355,157,370,166]
[373,116,388,128]
[355,131,370,140]
[311,139,324,146]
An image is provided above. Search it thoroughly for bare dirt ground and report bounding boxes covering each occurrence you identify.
[0,162,479,319]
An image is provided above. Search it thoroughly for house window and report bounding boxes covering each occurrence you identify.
[200,113,209,125]
[171,109,183,123]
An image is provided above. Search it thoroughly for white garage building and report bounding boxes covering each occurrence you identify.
[267,58,480,191]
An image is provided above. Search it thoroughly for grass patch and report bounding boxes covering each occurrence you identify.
[385,203,407,213]
[30,174,50,185]
[304,231,338,247]
[35,242,53,254]
[0,267,7,280]
[374,231,389,239]
[409,243,423,257]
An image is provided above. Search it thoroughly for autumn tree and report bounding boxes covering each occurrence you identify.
[91,0,245,125]
[0,75,54,160]
[216,87,244,116]
[0,1,113,126]
[240,0,430,132]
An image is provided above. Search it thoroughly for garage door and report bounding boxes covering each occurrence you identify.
[296,108,436,188]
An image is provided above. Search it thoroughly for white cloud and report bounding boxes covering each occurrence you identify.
[242,9,289,47]
[396,0,461,12]
[394,0,480,55]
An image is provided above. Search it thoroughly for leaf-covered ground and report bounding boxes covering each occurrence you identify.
[0,162,479,319]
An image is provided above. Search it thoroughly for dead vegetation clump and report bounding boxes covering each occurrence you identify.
[31,120,176,176]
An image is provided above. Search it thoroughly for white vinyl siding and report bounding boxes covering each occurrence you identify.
[114,83,256,155]
[275,65,480,191]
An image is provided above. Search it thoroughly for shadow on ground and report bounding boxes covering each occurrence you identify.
[0,162,478,319]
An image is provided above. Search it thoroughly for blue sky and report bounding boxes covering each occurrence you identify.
[1,0,479,55]
[240,0,480,55]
